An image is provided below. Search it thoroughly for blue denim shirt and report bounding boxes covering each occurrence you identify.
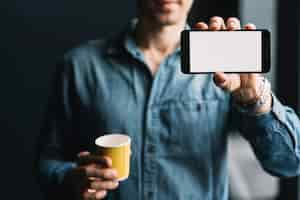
[37,22,300,200]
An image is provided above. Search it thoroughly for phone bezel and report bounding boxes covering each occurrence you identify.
[181,29,271,74]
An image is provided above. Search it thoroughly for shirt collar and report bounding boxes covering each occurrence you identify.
[105,19,190,57]
[123,19,145,61]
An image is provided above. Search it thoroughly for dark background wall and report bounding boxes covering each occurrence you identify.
[0,1,136,199]
[0,0,239,199]
[277,0,300,199]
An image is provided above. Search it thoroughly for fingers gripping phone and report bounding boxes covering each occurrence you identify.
[181,30,271,73]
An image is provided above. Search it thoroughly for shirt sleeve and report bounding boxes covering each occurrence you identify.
[233,93,300,177]
[35,57,78,198]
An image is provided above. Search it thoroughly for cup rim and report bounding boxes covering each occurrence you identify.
[95,134,131,148]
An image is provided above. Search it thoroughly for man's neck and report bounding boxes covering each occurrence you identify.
[134,17,186,74]
[135,17,185,55]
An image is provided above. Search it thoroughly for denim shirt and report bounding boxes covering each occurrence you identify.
[36,22,300,200]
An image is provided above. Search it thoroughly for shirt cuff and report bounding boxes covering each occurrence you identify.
[240,93,298,149]
[56,162,77,185]
[249,92,292,124]
[271,93,288,122]
[237,92,279,120]
[237,93,280,137]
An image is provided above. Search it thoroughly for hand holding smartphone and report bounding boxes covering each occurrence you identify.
[181,29,271,74]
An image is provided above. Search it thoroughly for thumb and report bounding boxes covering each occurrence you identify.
[213,72,227,85]
[213,72,231,91]
[78,151,91,158]
[213,72,240,92]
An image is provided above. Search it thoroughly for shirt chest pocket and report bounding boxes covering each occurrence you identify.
[154,99,227,157]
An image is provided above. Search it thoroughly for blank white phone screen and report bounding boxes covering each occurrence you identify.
[189,31,262,72]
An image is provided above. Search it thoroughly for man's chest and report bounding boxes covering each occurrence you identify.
[77,62,230,153]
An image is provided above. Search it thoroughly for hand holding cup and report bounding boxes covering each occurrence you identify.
[62,151,119,200]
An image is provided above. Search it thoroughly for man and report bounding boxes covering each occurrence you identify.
[36,0,300,200]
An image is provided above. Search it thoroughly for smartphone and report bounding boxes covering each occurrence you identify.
[181,29,270,73]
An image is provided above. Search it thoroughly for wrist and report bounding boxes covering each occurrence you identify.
[233,78,272,115]
[253,91,272,114]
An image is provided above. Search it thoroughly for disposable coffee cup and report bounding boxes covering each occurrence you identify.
[95,134,131,181]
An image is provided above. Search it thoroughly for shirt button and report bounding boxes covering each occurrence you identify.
[148,144,155,153]
[148,191,154,198]
[107,47,116,54]
[197,104,202,111]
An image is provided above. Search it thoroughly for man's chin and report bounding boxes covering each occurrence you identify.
[154,15,182,26]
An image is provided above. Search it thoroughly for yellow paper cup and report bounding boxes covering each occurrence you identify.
[95,134,131,181]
